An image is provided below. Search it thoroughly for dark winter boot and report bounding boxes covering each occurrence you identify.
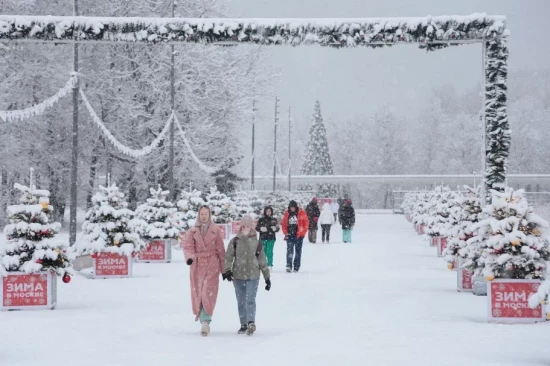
[238,324,247,334]
[286,267,292,273]
[246,322,256,336]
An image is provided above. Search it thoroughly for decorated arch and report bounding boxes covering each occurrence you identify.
[0,13,509,195]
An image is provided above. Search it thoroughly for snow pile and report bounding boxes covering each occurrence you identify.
[466,187,549,281]
[443,186,483,266]
[529,280,549,308]
[1,183,73,278]
[76,184,144,256]
[132,186,179,240]
[206,186,237,224]
[175,189,206,231]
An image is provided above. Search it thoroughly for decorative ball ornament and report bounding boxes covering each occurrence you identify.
[510,239,521,246]
[114,241,120,246]
[485,275,495,282]
[532,228,542,236]
[447,263,454,270]
[41,202,49,210]
[62,274,71,283]
[36,259,42,264]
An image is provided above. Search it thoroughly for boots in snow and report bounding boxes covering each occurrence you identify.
[246,322,256,336]
[201,321,210,337]
[286,267,292,273]
[238,324,247,334]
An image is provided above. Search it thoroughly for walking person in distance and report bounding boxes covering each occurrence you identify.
[305,198,320,243]
[224,214,271,336]
[319,202,335,243]
[183,205,226,337]
[340,199,355,243]
[256,205,280,273]
[281,200,309,273]
[331,199,339,222]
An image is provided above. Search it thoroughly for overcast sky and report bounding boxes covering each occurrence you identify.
[227,0,549,127]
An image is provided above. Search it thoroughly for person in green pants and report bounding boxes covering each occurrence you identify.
[255,206,280,273]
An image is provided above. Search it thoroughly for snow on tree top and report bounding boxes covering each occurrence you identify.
[0,14,507,48]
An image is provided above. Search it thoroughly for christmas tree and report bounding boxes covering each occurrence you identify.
[231,191,254,220]
[132,186,179,240]
[247,191,266,217]
[444,186,482,268]
[206,186,237,224]
[1,182,73,282]
[411,191,432,228]
[471,187,549,280]
[77,184,144,256]
[298,100,338,197]
[424,186,456,239]
[176,189,206,231]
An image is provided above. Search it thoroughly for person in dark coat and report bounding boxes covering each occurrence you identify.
[255,206,280,272]
[305,198,321,243]
[340,199,355,243]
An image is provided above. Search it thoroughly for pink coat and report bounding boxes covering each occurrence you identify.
[183,222,225,320]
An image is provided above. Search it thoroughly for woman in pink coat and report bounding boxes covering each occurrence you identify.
[183,205,225,336]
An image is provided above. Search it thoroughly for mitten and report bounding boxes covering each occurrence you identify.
[271,226,277,231]
[186,258,193,266]
[260,227,267,232]
[265,278,271,291]
[224,271,233,282]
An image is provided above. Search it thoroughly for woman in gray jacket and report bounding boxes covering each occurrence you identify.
[223,214,271,336]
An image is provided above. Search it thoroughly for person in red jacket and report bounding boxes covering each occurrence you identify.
[281,200,309,273]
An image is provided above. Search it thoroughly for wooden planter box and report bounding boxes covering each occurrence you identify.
[437,237,448,257]
[1,272,57,310]
[487,279,546,323]
[137,239,173,263]
[92,252,132,279]
[456,257,473,292]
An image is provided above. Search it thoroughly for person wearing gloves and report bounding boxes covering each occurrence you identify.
[224,214,271,336]
[281,200,309,273]
[318,202,335,243]
[183,205,225,337]
[255,206,280,272]
[305,198,321,243]
[340,199,356,243]
[331,200,340,222]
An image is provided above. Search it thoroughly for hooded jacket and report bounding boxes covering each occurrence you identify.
[225,230,270,281]
[281,200,309,239]
[319,203,335,226]
[340,201,356,230]
[255,206,280,241]
[305,200,321,229]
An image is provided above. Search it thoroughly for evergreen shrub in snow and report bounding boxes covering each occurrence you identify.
[443,186,483,267]
[206,186,237,224]
[468,187,549,281]
[132,186,179,240]
[77,185,144,256]
[175,189,206,231]
[424,186,457,239]
[1,183,73,278]
[231,191,254,220]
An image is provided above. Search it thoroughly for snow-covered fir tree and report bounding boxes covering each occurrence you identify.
[424,186,457,239]
[231,191,254,220]
[176,189,206,231]
[247,192,265,217]
[477,188,549,281]
[132,186,179,240]
[206,186,237,224]
[77,185,144,256]
[298,100,338,197]
[443,186,482,267]
[411,191,433,228]
[1,183,73,280]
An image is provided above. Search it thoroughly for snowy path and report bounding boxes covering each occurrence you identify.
[1,214,549,366]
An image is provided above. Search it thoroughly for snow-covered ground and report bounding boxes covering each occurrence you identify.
[1,214,549,366]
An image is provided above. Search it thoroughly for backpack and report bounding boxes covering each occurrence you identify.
[233,236,262,257]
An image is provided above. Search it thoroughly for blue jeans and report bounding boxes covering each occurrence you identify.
[233,279,260,324]
[343,229,352,243]
[286,236,304,270]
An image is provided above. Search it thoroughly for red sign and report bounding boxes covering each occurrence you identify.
[3,273,49,307]
[231,221,241,234]
[95,252,130,277]
[139,240,166,261]
[462,268,473,290]
[218,224,227,239]
[440,237,448,252]
[431,236,438,247]
[489,281,544,320]
[419,225,425,235]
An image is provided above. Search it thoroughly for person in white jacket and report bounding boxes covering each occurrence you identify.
[330,201,339,222]
[318,203,335,244]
